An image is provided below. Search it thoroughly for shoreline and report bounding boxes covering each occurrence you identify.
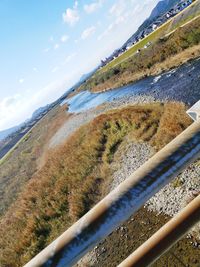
[90,44,200,93]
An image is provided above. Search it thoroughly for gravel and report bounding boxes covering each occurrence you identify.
[146,162,200,240]
[49,94,157,148]
[110,141,200,240]
[146,163,200,217]
[110,142,154,191]
[76,141,199,266]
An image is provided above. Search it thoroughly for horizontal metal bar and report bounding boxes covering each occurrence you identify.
[24,121,200,267]
[118,194,200,267]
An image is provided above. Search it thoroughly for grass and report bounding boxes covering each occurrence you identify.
[0,102,192,267]
[100,23,169,72]
[79,11,200,92]
[0,129,34,166]
[0,105,68,218]
[170,0,200,31]
[98,0,200,73]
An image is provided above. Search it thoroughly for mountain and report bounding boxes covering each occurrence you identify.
[123,0,180,47]
[149,0,179,19]
[78,68,99,84]
[0,126,20,141]
[31,105,50,119]
[0,67,99,142]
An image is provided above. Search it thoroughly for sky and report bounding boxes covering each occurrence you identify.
[0,0,160,131]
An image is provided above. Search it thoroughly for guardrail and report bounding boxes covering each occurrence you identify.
[119,194,200,267]
[23,116,200,267]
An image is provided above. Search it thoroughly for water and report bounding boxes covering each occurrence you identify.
[62,57,200,113]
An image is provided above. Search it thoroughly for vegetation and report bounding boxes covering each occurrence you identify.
[79,15,200,92]
[100,0,200,72]
[170,0,200,31]
[0,102,192,267]
[0,105,68,217]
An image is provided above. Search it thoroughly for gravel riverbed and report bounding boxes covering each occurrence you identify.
[110,140,200,240]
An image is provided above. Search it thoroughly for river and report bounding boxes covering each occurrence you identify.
[62,57,200,113]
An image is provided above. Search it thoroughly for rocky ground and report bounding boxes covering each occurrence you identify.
[146,161,200,240]
[112,141,200,238]
[76,139,200,266]
[110,142,154,191]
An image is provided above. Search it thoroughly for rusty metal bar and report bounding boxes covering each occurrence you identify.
[118,194,200,267]
[24,120,200,267]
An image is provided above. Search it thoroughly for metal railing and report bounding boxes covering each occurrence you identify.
[118,194,200,267]
[23,118,200,267]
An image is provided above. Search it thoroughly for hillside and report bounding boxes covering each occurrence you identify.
[0,105,68,217]
[0,126,20,141]
[123,0,179,48]
[149,0,179,19]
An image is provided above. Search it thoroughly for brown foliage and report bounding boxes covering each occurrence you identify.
[0,103,191,266]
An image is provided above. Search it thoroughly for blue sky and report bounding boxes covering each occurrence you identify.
[0,0,160,130]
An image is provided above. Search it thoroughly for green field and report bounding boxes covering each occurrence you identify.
[97,0,199,73]
[99,22,170,73]
[78,2,200,93]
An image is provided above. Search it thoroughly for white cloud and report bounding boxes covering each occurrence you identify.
[61,35,69,43]
[84,0,103,14]
[98,0,144,41]
[0,94,24,130]
[81,26,96,40]
[51,66,59,73]
[62,6,79,26]
[74,1,78,8]
[0,76,78,131]
[54,43,60,50]
[64,52,77,64]
[98,20,118,40]
[0,95,20,109]
[33,67,38,72]
[43,47,50,53]
[19,78,24,84]
[109,0,126,17]
[49,36,54,42]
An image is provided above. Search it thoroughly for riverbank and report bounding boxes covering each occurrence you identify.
[90,44,200,93]
[78,15,200,93]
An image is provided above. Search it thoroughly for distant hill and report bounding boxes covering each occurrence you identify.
[150,0,179,19]
[0,126,20,141]
[123,0,180,47]
[79,68,99,84]
[31,105,50,119]
[0,66,98,142]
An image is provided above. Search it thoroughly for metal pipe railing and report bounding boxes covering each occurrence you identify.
[24,120,200,267]
[118,194,200,267]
